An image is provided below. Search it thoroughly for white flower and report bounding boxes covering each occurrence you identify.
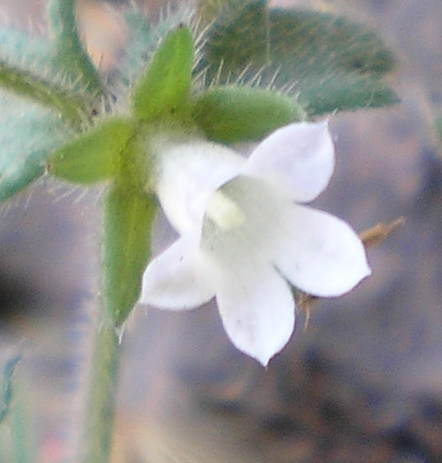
[140,122,371,366]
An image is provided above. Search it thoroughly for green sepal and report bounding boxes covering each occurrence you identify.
[49,117,134,184]
[131,26,194,121]
[0,92,72,202]
[0,354,21,424]
[199,1,397,114]
[47,0,103,96]
[102,186,157,325]
[119,7,192,90]
[192,85,305,143]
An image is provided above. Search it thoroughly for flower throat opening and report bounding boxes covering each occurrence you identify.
[205,189,245,230]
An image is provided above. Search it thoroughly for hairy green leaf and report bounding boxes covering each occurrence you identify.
[0,59,91,126]
[0,22,95,123]
[271,9,394,76]
[201,0,268,72]
[297,72,399,114]
[102,187,157,325]
[193,85,305,143]
[131,26,194,121]
[0,92,73,201]
[199,2,397,114]
[50,117,134,184]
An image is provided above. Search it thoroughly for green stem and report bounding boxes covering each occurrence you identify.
[80,320,120,463]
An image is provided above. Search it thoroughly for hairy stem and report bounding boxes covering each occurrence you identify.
[0,59,91,126]
[80,320,120,463]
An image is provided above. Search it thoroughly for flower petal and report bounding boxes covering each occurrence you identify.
[154,141,244,235]
[140,235,216,309]
[216,265,295,366]
[274,204,371,297]
[244,121,335,202]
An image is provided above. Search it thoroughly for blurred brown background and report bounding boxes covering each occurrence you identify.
[1,0,442,462]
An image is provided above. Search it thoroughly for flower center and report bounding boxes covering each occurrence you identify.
[205,190,245,230]
[201,176,283,270]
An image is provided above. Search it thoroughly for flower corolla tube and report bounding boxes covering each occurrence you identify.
[140,121,371,365]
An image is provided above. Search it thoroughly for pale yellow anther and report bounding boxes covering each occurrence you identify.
[206,190,245,229]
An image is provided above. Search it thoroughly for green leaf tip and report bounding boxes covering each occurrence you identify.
[193,86,305,143]
[0,354,21,424]
[102,187,157,326]
[298,74,400,115]
[132,25,194,121]
[49,117,134,184]
[47,0,103,96]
